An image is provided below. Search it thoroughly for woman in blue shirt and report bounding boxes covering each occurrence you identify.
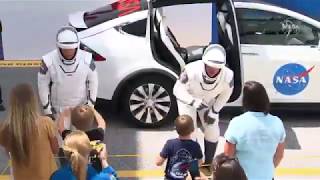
[224,81,286,180]
[51,131,118,180]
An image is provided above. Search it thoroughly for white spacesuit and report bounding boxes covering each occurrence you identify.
[38,26,98,119]
[173,44,234,165]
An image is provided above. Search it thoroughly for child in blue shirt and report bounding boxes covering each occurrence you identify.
[156,115,203,180]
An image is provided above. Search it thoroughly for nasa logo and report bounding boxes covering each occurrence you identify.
[273,63,314,95]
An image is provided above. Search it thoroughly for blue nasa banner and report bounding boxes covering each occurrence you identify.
[211,0,219,44]
[262,0,320,21]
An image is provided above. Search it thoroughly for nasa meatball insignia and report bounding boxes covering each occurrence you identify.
[273,63,314,96]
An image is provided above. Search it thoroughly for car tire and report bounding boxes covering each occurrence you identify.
[121,75,177,128]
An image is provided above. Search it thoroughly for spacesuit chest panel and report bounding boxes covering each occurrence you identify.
[188,79,224,102]
[51,58,87,85]
[186,68,226,104]
[49,54,90,107]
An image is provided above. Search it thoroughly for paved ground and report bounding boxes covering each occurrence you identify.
[0,67,319,179]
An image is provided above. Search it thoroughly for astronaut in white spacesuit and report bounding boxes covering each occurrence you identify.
[38,26,98,120]
[173,44,234,168]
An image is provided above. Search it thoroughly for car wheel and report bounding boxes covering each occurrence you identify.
[122,75,177,128]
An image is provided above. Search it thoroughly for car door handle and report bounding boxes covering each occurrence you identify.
[241,52,259,56]
[310,45,320,50]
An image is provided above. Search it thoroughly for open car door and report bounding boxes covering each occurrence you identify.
[147,0,195,75]
[216,0,242,101]
[148,0,242,102]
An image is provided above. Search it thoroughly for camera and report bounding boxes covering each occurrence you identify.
[89,140,104,172]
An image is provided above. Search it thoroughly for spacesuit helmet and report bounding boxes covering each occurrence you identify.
[202,44,226,69]
[56,26,80,65]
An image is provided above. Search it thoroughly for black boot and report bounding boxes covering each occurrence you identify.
[200,140,218,176]
[204,139,218,165]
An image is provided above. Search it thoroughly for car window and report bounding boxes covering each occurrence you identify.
[161,3,211,48]
[236,8,320,46]
[84,0,147,28]
[120,18,147,37]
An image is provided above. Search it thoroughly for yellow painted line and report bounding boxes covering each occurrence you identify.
[118,170,164,178]
[1,168,320,178]
[0,60,41,68]
[110,154,320,160]
[109,154,145,158]
[292,155,320,160]
[276,168,320,176]
[114,168,320,177]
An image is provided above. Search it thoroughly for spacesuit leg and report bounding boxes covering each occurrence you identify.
[199,110,220,164]
[177,101,198,141]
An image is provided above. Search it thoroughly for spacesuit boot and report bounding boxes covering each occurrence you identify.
[200,139,218,176]
[204,139,218,164]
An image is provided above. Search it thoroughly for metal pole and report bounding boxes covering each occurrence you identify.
[0,21,5,111]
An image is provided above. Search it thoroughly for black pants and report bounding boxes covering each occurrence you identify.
[58,148,68,167]
[0,86,3,104]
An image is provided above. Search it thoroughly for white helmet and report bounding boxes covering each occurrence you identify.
[202,44,226,69]
[56,26,80,65]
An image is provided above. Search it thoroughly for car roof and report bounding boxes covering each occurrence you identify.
[234,0,320,21]
[234,0,274,5]
[152,0,210,8]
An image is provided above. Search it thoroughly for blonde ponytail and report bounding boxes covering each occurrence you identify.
[63,131,92,180]
[70,150,86,180]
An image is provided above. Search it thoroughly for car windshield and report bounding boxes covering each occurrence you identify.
[84,0,148,28]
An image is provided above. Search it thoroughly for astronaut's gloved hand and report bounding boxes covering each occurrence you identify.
[191,99,208,111]
[204,109,218,125]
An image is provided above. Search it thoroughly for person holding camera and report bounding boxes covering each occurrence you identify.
[50,131,117,180]
[57,105,107,169]
[58,105,106,141]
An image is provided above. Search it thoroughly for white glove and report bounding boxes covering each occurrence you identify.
[44,106,56,120]
[204,109,218,124]
[192,99,208,111]
[43,106,53,115]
